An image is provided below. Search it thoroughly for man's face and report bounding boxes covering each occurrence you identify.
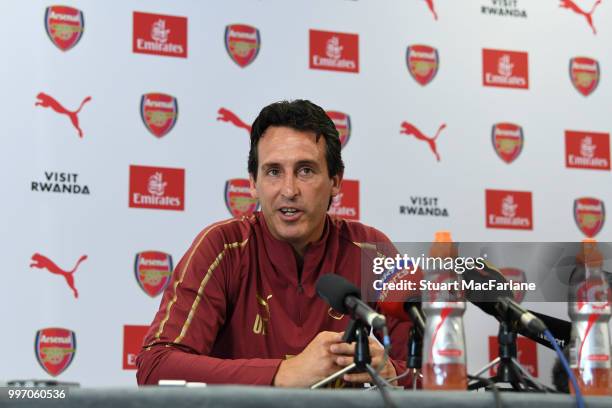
[249,126,342,254]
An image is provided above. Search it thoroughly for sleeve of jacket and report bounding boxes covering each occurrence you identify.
[136,221,283,385]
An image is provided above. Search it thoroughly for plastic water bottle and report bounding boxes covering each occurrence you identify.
[422,231,468,390]
[568,239,612,395]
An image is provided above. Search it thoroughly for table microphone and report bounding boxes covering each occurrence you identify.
[316,274,387,330]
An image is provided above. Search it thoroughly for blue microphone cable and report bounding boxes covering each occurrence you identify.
[543,329,585,408]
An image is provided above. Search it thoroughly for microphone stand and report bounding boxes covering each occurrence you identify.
[406,326,423,390]
[405,304,424,390]
[311,318,373,389]
[468,320,548,392]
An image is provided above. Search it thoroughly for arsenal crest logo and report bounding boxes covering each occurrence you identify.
[140,93,178,138]
[225,24,261,67]
[574,197,605,238]
[326,111,351,149]
[35,328,76,377]
[45,6,84,51]
[406,45,439,86]
[492,123,523,164]
[225,179,259,218]
[134,251,173,297]
[570,57,600,97]
[500,268,527,303]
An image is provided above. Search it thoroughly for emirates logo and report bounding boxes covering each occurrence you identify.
[581,136,596,158]
[132,11,187,58]
[309,30,359,73]
[148,172,167,196]
[327,180,359,220]
[486,189,532,230]
[129,165,185,211]
[565,130,610,170]
[498,55,514,77]
[483,49,529,89]
[151,19,170,44]
[326,36,343,59]
[501,195,518,218]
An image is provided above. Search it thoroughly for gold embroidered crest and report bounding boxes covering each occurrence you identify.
[252,294,272,335]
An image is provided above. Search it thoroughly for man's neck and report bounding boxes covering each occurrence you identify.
[290,242,306,258]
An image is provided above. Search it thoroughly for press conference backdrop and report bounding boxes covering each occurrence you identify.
[1,0,611,387]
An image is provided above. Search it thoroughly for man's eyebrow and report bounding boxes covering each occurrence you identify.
[261,160,320,169]
[295,160,320,168]
[261,162,280,169]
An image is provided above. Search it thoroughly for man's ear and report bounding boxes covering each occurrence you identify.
[330,172,343,198]
[249,174,258,199]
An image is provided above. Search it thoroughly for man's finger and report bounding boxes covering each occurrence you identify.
[335,355,385,368]
[329,342,355,355]
[344,367,395,384]
[335,356,353,366]
[323,362,345,376]
[317,331,343,345]
[343,373,372,384]
[369,338,383,349]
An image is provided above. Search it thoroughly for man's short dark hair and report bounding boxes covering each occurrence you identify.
[248,100,345,180]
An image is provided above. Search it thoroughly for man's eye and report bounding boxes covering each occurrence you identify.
[298,167,314,176]
[267,168,280,176]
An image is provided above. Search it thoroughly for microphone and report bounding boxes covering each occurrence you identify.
[373,263,425,373]
[379,296,425,371]
[495,297,548,335]
[463,262,548,336]
[463,262,572,348]
[378,296,425,335]
[316,274,387,330]
[374,260,425,333]
[462,262,512,314]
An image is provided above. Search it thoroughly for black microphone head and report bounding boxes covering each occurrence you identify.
[464,261,513,317]
[316,274,361,314]
[400,295,422,315]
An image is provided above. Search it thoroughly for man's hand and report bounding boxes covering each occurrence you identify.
[330,337,397,385]
[273,331,397,387]
[273,331,344,388]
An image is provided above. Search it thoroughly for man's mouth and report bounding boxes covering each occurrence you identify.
[278,207,302,221]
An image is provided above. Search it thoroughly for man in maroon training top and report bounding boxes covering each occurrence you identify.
[137,100,411,387]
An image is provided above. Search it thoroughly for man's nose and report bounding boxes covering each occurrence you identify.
[281,174,299,199]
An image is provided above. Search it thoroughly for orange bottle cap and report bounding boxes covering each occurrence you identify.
[434,231,452,242]
[582,239,598,252]
[578,239,602,267]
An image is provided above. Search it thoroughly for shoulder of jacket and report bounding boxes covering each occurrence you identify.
[192,216,255,253]
[332,216,390,246]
